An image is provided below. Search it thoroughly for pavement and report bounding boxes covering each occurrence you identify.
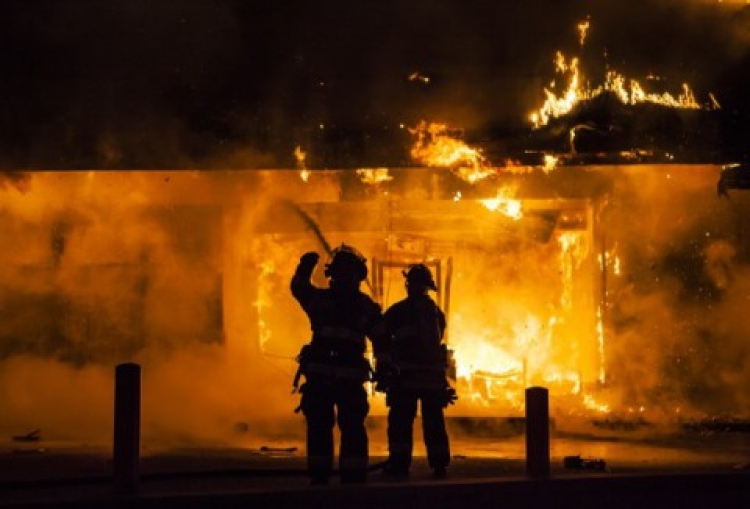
[2,418,750,508]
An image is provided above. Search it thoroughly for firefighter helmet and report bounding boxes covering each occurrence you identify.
[403,263,437,291]
[324,244,368,281]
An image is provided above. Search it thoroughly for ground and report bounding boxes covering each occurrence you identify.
[2,417,750,508]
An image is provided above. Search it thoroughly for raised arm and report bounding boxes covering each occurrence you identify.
[290,251,320,304]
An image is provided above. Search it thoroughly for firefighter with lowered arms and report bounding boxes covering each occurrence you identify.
[382,263,457,479]
[290,244,392,485]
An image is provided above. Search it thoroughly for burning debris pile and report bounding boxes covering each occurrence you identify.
[523,19,723,163]
[525,89,721,162]
[295,14,734,172]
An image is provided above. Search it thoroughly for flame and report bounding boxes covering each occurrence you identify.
[294,146,310,182]
[453,333,522,381]
[558,231,589,310]
[408,71,430,84]
[255,258,275,350]
[597,306,606,384]
[480,186,523,220]
[606,72,702,109]
[583,393,610,413]
[600,246,621,276]
[530,52,584,127]
[356,168,393,185]
[241,185,612,415]
[448,265,593,399]
[409,121,495,183]
[530,20,720,128]
[577,18,590,46]
[543,154,559,173]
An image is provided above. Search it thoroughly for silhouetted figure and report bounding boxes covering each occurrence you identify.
[383,264,455,479]
[291,244,391,485]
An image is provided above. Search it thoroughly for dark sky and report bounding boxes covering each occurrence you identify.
[0,0,747,168]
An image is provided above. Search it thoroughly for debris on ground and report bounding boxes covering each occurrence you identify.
[12,448,46,455]
[563,455,608,471]
[259,446,298,453]
[11,429,41,442]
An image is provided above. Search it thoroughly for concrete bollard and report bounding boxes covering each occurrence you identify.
[113,362,141,494]
[525,386,550,478]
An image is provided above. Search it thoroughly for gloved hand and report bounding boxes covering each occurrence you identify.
[299,252,320,267]
[373,353,399,393]
[442,386,458,407]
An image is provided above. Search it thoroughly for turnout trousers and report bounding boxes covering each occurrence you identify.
[300,378,370,483]
[387,387,450,473]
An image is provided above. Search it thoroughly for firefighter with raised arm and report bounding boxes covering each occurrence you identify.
[290,244,392,485]
[382,263,456,479]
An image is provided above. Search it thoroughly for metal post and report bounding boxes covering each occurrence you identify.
[113,362,141,494]
[525,386,550,478]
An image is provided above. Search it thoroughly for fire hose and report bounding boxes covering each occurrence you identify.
[282,199,373,293]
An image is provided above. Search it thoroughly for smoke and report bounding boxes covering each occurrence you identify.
[0,356,113,443]
[0,347,303,449]
[601,165,750,422]
[0,172,31,193]
[0,170,315,448]
[3,164,750,449]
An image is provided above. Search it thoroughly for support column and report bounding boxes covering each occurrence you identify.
[113,362,141,494]
[525,386,550,478]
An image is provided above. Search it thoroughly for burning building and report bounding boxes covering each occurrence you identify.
[2,3,750,447]
[2,154,750,444]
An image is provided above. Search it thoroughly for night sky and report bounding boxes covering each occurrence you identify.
[0,0,748,168]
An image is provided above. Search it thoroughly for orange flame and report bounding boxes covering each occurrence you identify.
[577,18,590,46]
[408,71,430,84]
[409,121,496,183]
[294,146,310,182]
[356,168,393,185]
[558,231,589,310]
[255,259,275,350]
[543,154,559,173]
[530,20,720,128]
[479,185,523,220]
